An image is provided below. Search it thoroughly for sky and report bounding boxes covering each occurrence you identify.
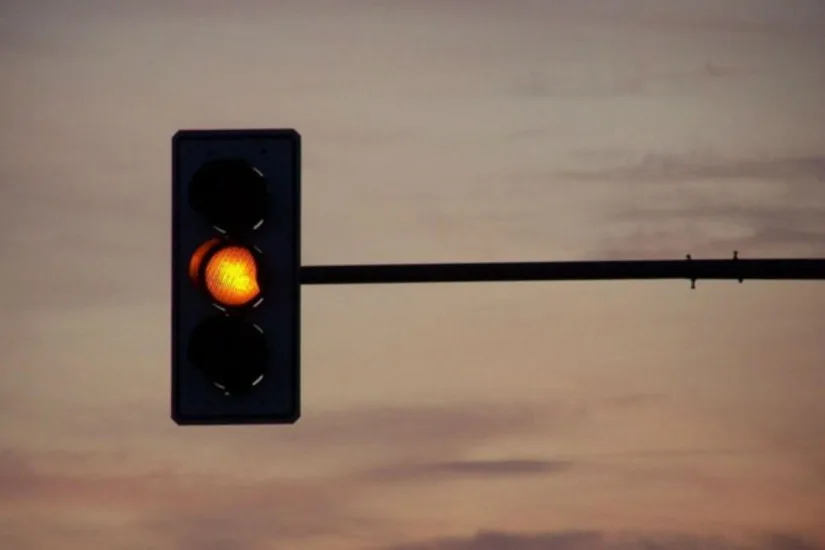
[1,0,825,549]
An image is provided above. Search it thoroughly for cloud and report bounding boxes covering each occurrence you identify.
[259,401,574,465]
[389,530,603,550]
[385,529,824,550]
[765,534,825,550]
[558,151,825,258]
[0,411,564,550]
[0,446,377,549]
[363,458,573,483]
[509,62,755,101]
[558,152,825,185]
[0,402,560,496]
[625,1,824,37]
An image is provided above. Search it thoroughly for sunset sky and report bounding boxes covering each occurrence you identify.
[2,1,825,549]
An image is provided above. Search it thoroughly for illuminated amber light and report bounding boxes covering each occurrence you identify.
[203,246,261,306]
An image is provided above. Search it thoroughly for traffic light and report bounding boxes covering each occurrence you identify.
[171,129,301,425]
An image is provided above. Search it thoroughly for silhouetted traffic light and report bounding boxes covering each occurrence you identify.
[172,129,300,425]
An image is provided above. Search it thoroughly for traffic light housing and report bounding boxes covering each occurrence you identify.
[172,129,300,425]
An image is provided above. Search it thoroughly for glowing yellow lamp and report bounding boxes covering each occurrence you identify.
[189,240,261,307]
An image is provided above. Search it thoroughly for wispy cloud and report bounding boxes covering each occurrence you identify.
[385,529,824,550]
[0,446,378,548]
[364,458,573,483]
[558,151,825,258]
[510,62,756,100]
[276,403,553,455]
[558,152,825,185]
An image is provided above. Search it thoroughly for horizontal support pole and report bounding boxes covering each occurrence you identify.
[300,258,825,286]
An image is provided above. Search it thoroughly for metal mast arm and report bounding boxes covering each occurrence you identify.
[300,255,825,286]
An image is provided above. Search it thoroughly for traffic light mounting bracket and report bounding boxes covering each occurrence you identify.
[299,253,825,287]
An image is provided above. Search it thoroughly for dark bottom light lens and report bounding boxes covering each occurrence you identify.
[188,316,267,395]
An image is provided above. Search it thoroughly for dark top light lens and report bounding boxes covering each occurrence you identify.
[189,159,268,233]
[187,316,268,396]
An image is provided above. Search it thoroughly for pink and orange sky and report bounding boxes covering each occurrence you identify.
[2,1,824,549]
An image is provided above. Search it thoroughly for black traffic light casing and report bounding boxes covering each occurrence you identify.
[172,129,300,425]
